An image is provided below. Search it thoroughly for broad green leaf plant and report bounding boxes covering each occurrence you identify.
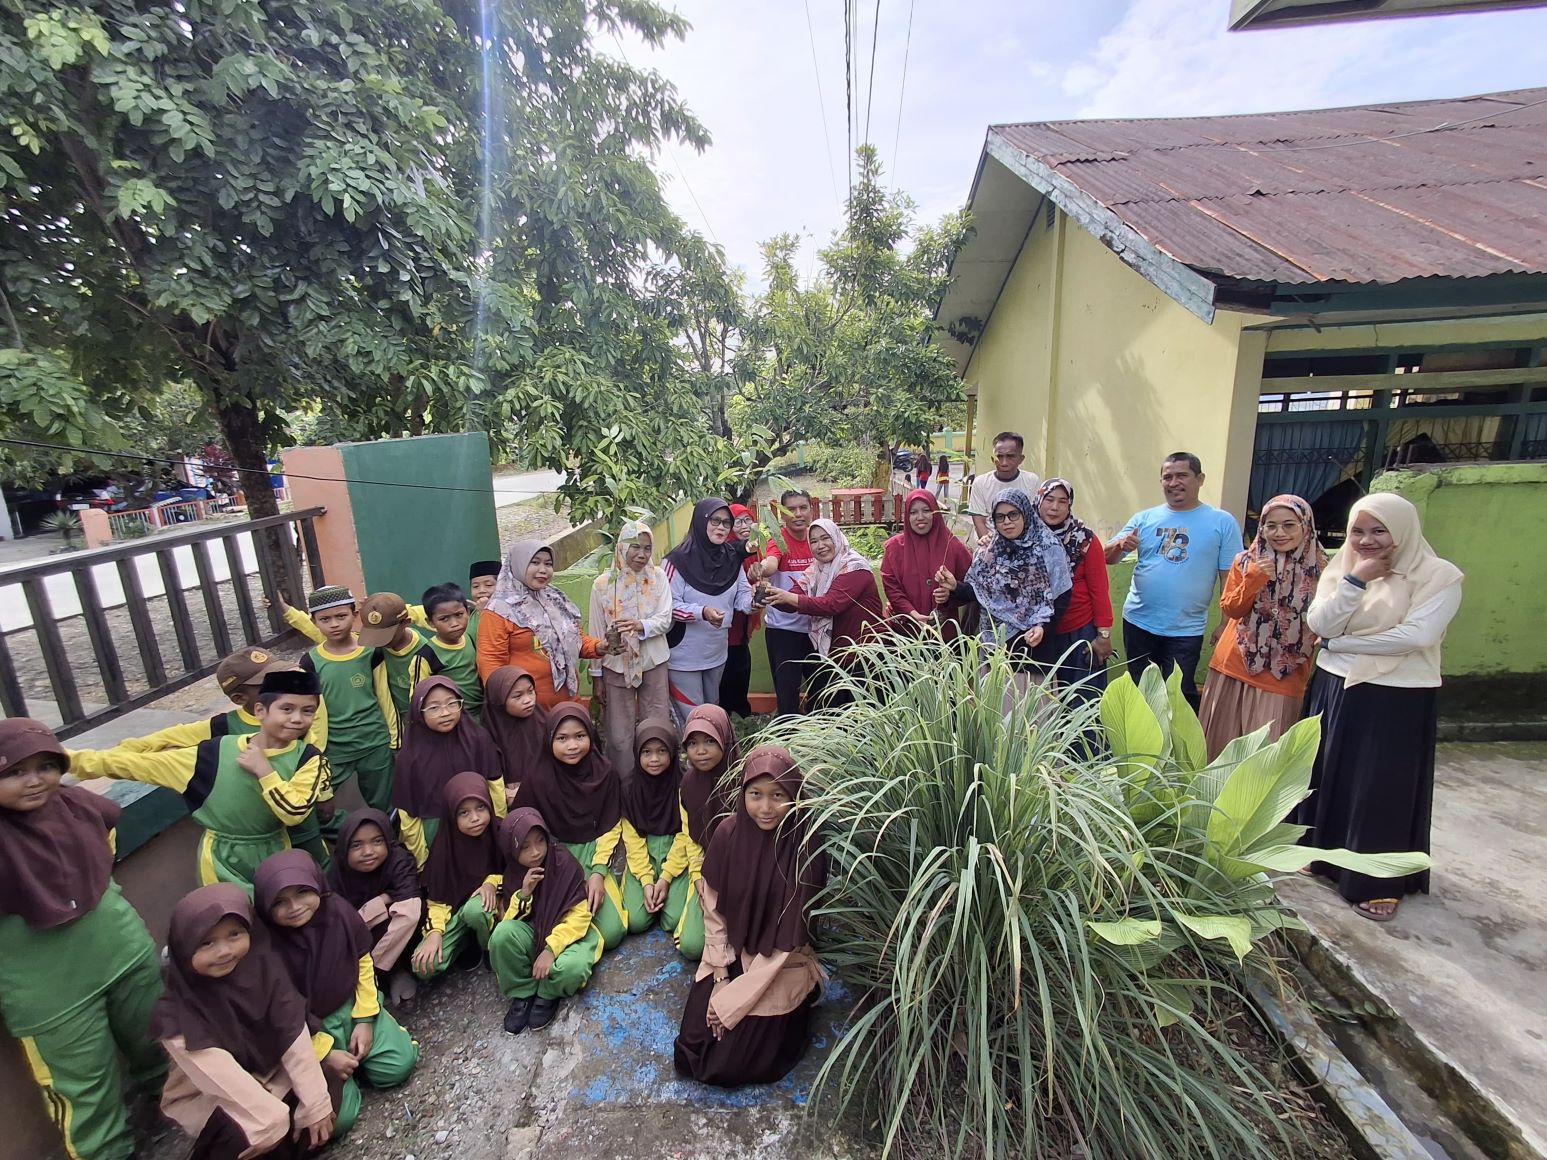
[760,633,1427,1160]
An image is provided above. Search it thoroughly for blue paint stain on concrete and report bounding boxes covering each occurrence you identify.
[562,930,850,1109]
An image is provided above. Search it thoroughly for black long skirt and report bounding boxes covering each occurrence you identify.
[719,642,753,718]
[673,968,815,1088]
[1296,668,1436,904]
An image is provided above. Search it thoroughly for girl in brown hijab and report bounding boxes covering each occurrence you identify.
[674,704,739,960]
[483,665,549,796]
[327,808,423,1002]
[512,703,628,952]
[152,884,335,1158]
[673,745,827,1087]
[410,773,502,981]
[488,808,602,1035]
[0,718,165,1160]
[619,719,694,939]
[254,850,418,1139]
[392,675,506,863]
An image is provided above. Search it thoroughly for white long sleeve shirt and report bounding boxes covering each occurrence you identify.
[1307,575,1462,688]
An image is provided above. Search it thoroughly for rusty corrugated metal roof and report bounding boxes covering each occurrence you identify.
[991,88,1547,285]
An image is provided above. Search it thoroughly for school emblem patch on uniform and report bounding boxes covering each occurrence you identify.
[367,611,383,625]
[250,649,269,662]
[351,674,367,688]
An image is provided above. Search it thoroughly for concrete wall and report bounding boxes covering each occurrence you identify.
[964,209,1262,538]
[338,433,500,604]
[282,444,363,601]
[1371,463,1547,677]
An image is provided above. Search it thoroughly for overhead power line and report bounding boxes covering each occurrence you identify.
[802,0,843,208]
[863,0,881,148]
[890,0,915,188]
[843,0,854,198]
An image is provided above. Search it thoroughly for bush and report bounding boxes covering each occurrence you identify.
[803,443,880,489]
[761,636,1426,1159]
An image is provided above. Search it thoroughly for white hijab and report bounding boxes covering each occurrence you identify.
[1314,492,1463,686]
[803,519,872,657]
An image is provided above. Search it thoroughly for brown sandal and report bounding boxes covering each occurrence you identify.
[1353,898,1400,922]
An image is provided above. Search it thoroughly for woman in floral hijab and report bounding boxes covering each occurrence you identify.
[589,520,674,768]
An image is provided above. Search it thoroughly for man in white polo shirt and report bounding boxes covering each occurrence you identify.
[967,431,1041,546]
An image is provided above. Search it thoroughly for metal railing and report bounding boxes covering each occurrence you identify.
[0,508,326,738]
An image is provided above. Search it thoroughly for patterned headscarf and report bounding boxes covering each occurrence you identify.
[1235,495,1327,680]
[1036,478,1096,573]
[486,539,585,696]
[595,520,666,688]
[803,518,873,657]
[963,489,1072,639]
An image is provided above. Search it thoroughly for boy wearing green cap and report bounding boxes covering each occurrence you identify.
[296,586,401,813]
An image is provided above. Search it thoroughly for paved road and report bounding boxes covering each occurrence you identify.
[0,470,567,633]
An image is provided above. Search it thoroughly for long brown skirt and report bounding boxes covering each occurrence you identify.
[1198,671,1303,761]
[673,971,815,1088]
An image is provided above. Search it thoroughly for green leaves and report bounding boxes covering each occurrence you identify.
[23,10,110,69]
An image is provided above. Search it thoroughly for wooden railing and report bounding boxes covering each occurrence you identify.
[0,508,326,738]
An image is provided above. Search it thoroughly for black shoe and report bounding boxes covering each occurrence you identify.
[503,997,534,1035]
[527,996,561,1030]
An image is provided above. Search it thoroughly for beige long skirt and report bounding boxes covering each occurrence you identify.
[1198,671,1304,761]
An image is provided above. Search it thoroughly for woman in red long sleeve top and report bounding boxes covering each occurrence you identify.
[1036,479,1114,702]
[881,489,973,640]
[762,519,884,710]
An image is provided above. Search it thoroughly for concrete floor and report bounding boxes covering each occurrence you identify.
[1278,742,1547,1159]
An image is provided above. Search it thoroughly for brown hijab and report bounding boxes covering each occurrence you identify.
[621,718,682,837]
[327,808,422,911]
[254,850,374,1025]
[149,885,309,1074]
[702,745,827,958]
[497,809,588,945]
[421,772,501,906]
[512,703,621,844]
[392,675,503,819]
[679,704,737,848]
[483,666,548,785]
[0,719,119,930]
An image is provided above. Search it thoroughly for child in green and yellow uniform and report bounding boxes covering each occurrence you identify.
[296,585,401,813]
[70,669,331,892]
[512,703,629,953]
[491,809,602,1035]
[468,559,501,645]
[0,719,166,1160]
[674,704,740,961]
[111,646,333,867]
[281,590,429,723]
[411,773,503,980]
[620,719,695,940]
[407,583,486,722]
[116,645,330,753]
[254,850,418,1138]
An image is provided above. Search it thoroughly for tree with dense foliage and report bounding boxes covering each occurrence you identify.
[731,146,971,474]
[0,0,732,521]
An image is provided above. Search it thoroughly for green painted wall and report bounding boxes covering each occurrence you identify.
[340,432,500,603]
[1371,464,1547,676]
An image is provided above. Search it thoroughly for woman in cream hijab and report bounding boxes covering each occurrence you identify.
[1298,492,1463,922]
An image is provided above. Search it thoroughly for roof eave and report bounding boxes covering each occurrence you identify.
[984,131,1220,325]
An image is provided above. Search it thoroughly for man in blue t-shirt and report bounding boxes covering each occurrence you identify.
[1105,452,1241,709]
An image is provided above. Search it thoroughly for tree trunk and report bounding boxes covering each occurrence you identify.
[214,390,278,521]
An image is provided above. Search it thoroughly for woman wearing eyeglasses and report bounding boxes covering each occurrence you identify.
[935,490,1073,704]
[663,500,757,729]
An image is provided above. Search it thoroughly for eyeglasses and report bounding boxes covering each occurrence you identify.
[992,510,1023,524]
[706,516,733,528]
[423,698,464,715]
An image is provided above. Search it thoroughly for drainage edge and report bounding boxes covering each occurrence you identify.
[1288,928,1547,1160]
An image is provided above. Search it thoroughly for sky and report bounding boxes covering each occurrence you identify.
[618,0,1547,284]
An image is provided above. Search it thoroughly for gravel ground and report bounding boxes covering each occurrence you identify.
[495,495,575,548]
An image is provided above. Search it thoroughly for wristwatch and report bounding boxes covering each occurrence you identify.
[1097,628,1112,639]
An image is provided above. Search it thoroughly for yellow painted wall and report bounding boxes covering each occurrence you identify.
[964,210,1262,539]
